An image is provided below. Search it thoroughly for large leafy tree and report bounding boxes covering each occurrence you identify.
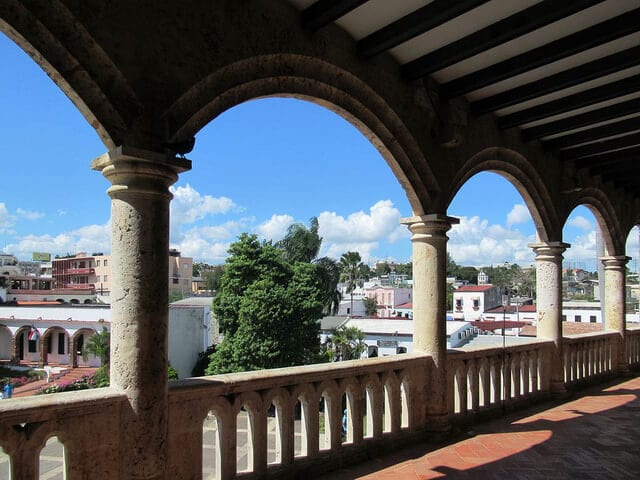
[339,251,365,315]
[207,234,324,374]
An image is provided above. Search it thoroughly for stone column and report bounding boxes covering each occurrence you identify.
[529,242,569,395]
[92,146,190,480]
[601,256,630,373]
[402,214,458,430]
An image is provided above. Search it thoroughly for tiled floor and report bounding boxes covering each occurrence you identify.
[319,375,640,479]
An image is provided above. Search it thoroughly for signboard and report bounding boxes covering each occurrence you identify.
[377,339,398,348]
[32,252,51,262]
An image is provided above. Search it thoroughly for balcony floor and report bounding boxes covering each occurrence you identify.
[320,374,640,479]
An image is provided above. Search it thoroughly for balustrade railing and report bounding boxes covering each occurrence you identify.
[563,331,618,387]
[626,325,640,368]
[167,354,431,480]
[447,340,554,418]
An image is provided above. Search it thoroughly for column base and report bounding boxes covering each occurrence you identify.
[424,413,451,433]
[550,381,570,399]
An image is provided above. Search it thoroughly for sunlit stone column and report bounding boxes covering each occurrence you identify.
[530,242,569,395]
[402,214,458,430]
[601,255,630,373]
[92,146,191,480]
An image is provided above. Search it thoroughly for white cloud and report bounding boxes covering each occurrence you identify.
[256,214,295,242]
[170,184,238,225]
[506,204,531,227]
[567,215,592,231]
[317,200,408,262]
[0,203,15,233]
[16,208,44,221]
[5,223,111,259]
[448,215,536,267]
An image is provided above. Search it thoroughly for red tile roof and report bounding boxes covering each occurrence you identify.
[456,285,495,292]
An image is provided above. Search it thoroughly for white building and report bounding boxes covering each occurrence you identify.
[453,284,502,321]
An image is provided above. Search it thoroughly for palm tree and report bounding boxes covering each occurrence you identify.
[339,251,365,315]
[276,217,342,314]
[82,327,110,366]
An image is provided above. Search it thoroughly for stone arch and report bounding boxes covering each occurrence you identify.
[70,328,97,367]
[13,325,35,362]
[0,7,143,149]
[40,326,71,366]
[163,54,438,215]
[563,187,625,256]
[446,147,560,242]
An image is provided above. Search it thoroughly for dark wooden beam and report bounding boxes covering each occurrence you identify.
[543,116,640,151]
[440,8,640,99]
[357,0,487,59]
[472,46,640,115]
[521,98,640,141]
[499,73,640,129]
[301,0,368,31]
[571,145,640,168]
[402,0,603,81]
[561,132,640,161]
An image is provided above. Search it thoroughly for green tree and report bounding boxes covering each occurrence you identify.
[82,327,110,366]
[363,296,377,316]
[339,251,365,315]
[322,325,367,361]
[207,234,324,374]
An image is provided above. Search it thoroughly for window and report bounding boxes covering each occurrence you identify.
[562,315,567,322]
[396,346,407,354]
[183,263,189,270]
[590,315,597,323]
[173,278,179,284]
[58,333,65,354]
[575,315,582,322]
[28,339,37,353]
[473,299,480,309]
[104,259,108,267]
[455,298,462,310]
[103,275,108,282]
[97,260,101,267]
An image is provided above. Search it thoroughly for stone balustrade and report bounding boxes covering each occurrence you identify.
[447,340,554,419]
[626,325,640,368]
[1,330,638,479]
[563,331,618,387]
[0,388,127,479]
[166,353,432,480]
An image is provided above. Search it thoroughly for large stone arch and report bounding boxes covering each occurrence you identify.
[163,54,438,216]
[446,147,561,242]
[562,187,624,257]
[0,2,142,149]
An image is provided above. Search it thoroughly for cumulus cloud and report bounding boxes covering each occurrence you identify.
[506,204,531,227]
[170,184,238,225]
[448,215,536,267]
[0,203,15,233]
[16,208,44,221]
[256,214,295,242]
[567,215,592,231]
[317,200,408,262]
[5,223,111,259]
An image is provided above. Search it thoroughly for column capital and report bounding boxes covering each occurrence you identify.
[91,145,192,199]
[600,255,631,269]
[401,214,459,237]
[528,241,570,259]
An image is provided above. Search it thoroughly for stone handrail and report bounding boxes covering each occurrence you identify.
[562,331,618,386]
[0,388,127,479]
[626,325,640,368]
[166,353,432,480]
[447,339,554,418]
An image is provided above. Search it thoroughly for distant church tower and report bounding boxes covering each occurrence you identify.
[478,270,489,285]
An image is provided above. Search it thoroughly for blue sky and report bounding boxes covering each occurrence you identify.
[1,32,636,271]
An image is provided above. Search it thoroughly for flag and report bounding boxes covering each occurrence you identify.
[29,327,40,341]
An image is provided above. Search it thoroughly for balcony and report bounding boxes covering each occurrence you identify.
[65,268,95,275]
[1,328,638,479]
[63,283,95,291]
